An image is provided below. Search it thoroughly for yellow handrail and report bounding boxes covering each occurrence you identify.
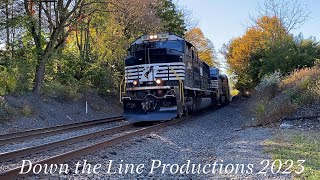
[170,67,184,104]
[119,77,126,103]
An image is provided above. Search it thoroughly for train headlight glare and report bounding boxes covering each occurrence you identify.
[154,35,158,39]
[133,80,138,86]
[156,78,162,85]
[150,35,154,39]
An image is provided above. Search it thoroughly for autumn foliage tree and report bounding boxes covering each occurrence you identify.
[62,0,167,94]
[156,0,186,36]
[222,0,316,94]
[0,0,188,96]
[225,15,319,94]
[185,27,216,66]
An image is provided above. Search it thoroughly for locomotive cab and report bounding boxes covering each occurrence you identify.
[122,33,187,121]
[120,33,230,122]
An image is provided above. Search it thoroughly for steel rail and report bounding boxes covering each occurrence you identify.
[0,124,134,162]
[0,116,188,180]
[0,116,124,145]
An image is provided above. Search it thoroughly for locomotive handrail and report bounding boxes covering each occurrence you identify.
[119,76,126,103]
[169,67,184,105]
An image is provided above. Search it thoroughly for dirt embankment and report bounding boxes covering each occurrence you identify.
[0,93,123,134]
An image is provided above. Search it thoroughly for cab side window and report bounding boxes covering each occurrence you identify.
[188,46,192,57]
[192,48,195,60]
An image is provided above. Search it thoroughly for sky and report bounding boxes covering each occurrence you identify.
[177,0,320,56]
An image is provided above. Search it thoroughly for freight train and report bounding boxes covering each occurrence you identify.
[120,33,230,122]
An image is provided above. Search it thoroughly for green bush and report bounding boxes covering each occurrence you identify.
[43,81,81,102]
[249,65,319,125]
[85,65,121,96]
[255,71,281,92]
[21,104,33,117]
[0,97,16,120]
[0,66,18,96]
[0,97,8,120]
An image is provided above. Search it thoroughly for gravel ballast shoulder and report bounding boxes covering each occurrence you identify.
[24,100,292,179]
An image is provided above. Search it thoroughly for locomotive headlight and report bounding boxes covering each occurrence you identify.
[150,35,154,39]
[153,35,158,39]
[133,80,139,86]
[155,78,162,85]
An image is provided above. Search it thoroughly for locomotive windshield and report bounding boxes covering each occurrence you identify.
[125,40,185,66]
[132,40,184,53]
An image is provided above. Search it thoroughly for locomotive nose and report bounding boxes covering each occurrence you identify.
[141,96,158,112]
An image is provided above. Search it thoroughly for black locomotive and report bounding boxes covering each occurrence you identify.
[120,33,230,122]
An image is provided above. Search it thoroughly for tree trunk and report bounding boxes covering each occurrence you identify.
[5,0,10,50]
[32,55,48,94]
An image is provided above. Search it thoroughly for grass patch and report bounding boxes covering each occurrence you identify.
[43,81,81,102]
[264,130,320,179]
[21,104,34,117]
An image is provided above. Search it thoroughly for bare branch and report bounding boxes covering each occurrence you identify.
[253,0,310,33]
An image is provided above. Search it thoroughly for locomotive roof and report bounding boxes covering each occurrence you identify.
[129,33,216,69]
[131,33,187,45]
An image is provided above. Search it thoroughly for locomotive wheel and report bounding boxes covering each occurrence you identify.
[225,98,230,105]
[178,107,183,118]
[220,95,226,105]
[184,106,189,116]
[191,103,196,112]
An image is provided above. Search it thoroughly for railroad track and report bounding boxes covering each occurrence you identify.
[0,123,133,162]
[0,116,125,145]
[0,114,195,180]
[0,107,215,179]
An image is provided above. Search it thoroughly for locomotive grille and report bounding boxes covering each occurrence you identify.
[125,63,185,83]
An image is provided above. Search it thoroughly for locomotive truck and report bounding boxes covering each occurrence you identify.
[120,33,230,122]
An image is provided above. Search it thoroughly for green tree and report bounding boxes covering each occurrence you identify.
[156,0,186,36]
[224,16,290,92]
[22,0,85,94]
[251,36,320,78]
[225,16,319,94]
[0,0,191,97]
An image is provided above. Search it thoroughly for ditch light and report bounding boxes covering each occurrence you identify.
[133,80,139,86]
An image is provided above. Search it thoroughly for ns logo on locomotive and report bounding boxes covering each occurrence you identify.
[120,33,230,122]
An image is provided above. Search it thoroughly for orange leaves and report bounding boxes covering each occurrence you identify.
[185,28,216,66]
[226,16,288,73]
[225,16,293,91]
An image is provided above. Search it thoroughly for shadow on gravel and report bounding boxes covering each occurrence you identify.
[133,121,158,127]
[131,101,235,128]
